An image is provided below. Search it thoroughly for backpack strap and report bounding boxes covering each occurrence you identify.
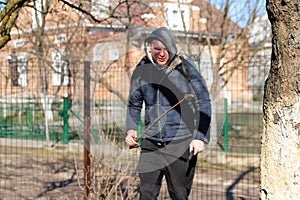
[178,55,190,81]
[176,55,199,132]
[166,56,182,74]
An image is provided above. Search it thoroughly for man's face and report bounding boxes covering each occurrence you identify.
[150,40,170,66]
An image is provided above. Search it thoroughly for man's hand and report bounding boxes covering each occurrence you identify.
[189,139,205,155]
[125,129,139,147]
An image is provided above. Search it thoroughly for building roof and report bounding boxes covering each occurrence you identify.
[79,0,241,35]
[192,0,241,34]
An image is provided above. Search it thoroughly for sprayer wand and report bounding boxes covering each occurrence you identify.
[130,94,194,149]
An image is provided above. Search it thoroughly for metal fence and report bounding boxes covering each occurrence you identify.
[0,97,70,143]
[0,56,268,199]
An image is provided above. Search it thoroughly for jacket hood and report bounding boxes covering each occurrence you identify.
[144,27,177,66]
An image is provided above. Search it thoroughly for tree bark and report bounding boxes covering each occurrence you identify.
[261,1,300,199]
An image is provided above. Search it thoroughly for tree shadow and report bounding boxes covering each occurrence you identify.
[226,166,257,200]
[36,165,77,198]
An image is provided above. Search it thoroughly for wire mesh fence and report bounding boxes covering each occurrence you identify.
[0,53,267,199]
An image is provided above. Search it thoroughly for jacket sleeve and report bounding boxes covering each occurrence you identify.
[126,67,143,132]
[184,60,211,143]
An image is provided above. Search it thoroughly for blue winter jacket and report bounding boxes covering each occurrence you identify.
[126,28,211,143]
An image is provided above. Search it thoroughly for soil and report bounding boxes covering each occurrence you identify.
[0,140,260,200]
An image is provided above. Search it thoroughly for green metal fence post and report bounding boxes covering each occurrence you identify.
[0,100,2,127]
[63,95,69,144]
[224,98,228,152]
[26,92,33,136]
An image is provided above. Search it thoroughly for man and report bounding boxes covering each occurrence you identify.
[125,27,211,200]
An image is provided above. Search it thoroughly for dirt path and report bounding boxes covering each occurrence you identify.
[0,143,260,200]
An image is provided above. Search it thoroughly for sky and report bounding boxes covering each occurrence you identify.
[0,0,266,28]
[0,1,5,12]
[207,0,267,28]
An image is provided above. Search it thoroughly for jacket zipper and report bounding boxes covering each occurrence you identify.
[156,64,176,143]
[156,88,163,143]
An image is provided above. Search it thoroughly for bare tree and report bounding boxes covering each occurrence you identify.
[261,0,300,199]
[0,0,31,48]
[164,0,268,151]
[0,0,148,142]
[8,0,90,142]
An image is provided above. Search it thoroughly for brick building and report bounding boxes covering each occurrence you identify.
[0,0,247,104]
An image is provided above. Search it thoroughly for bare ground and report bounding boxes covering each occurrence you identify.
[0,141,260,200]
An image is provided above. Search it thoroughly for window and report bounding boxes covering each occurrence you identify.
[52,50,70,86]
[109,49,119,61]
[93,46,103,61]
[164,4,189,31]
[13,39,25,48]
[172,10,179,29]
[7,53,27,87]
[17,54,27,87]
[7,52,19,86]
[54,34,67,43]
[93,44,119,62]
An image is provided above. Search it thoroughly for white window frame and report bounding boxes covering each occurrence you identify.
[17,54,28,87]
[51,50,70,86]
[164,3,190,31]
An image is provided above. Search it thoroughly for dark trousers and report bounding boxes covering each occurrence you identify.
[138,139,197,200]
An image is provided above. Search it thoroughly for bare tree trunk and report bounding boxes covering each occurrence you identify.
[261,1,300,199]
